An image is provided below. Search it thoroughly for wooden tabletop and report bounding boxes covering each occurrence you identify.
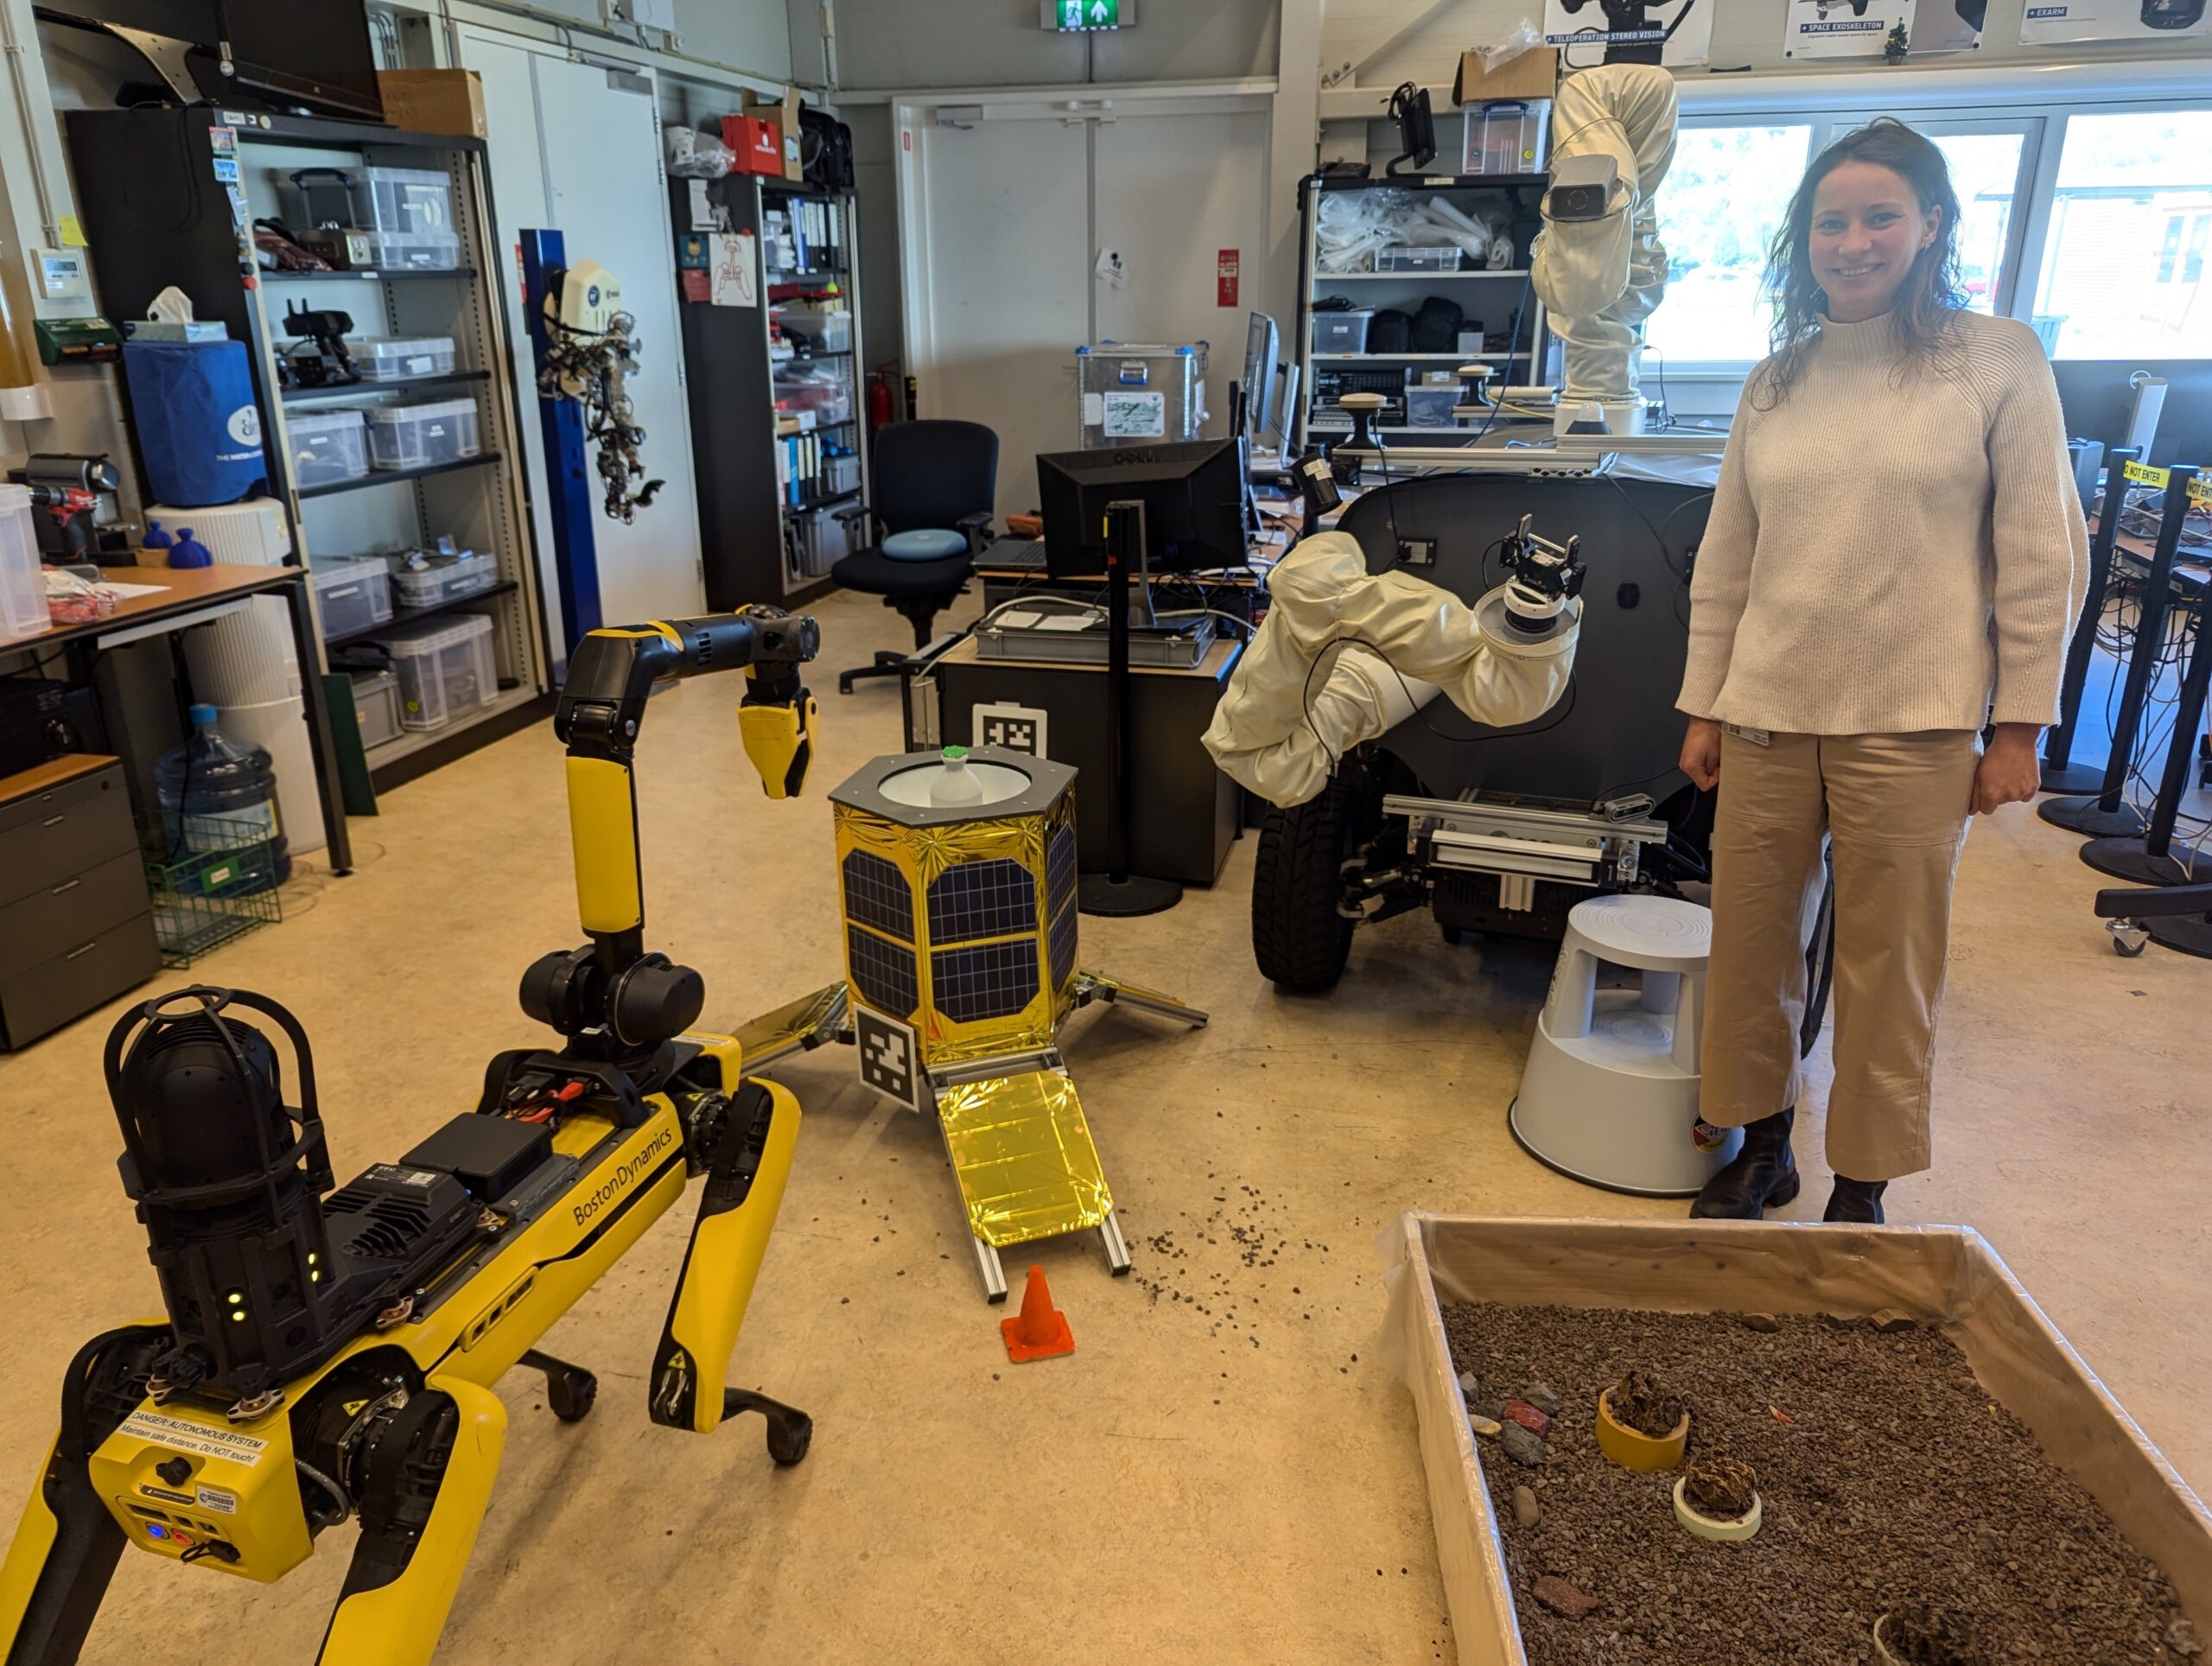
[0,751,115,806]
[3,563,305,653]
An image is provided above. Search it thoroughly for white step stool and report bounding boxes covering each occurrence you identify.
[1508,893,1739,1197]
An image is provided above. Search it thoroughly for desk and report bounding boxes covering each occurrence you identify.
[931,635,1244,887]
[6,564,352,873]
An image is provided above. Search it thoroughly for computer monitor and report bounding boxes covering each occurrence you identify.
[1036,439,1247,582]
[1242,312,1280,443]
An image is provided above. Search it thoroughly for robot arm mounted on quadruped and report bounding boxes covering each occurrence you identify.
[1529,63,1680,430]
[1200,525,1584,808]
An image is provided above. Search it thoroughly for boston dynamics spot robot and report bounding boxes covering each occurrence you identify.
[1,610,821,1666]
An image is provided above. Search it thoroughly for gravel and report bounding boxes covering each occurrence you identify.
[1440,1302,2192,1664]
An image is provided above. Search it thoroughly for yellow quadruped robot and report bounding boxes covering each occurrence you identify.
[0,610,821,1665]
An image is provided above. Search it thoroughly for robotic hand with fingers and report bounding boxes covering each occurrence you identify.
[1,610,819,1666]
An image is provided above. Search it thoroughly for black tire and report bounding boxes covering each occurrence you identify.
[1251,773,1359,994]
[766,1412,814,1467]
[547,1369,597,1423]
[1799,854,1837,1059]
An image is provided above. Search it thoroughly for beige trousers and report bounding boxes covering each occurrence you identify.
[1700,728,1980,1182]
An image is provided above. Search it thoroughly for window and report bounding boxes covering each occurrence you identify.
[1644,123,1814,368]
[2033,110,2212,359]
[1927,131,2024,317]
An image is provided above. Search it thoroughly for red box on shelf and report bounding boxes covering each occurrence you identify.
[721,115,783,176]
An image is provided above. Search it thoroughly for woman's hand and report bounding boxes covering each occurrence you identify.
[1973,723,2043,815]
[1681,717,1723,792]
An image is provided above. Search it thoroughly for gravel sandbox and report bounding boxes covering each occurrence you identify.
[1440,1302,2199,1664]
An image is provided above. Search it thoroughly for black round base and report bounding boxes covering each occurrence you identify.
[2080,837,2200,886]
[2147,912,2212,958]
[1078,871,1183,918]
[2038,760,2109,796]
[2037,795,2145,837]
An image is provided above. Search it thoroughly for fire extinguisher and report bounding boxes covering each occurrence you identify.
[865,370,894,436]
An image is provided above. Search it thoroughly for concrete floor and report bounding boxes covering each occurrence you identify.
[2,585,2207,1664]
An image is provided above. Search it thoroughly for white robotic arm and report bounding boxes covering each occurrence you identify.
[1529,64,1680,429]
[1201,529,1582,808]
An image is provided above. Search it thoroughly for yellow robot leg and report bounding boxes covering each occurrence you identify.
[315,1377,506,1666]
[647,1078,810,1461]
[2,1326,168,1666]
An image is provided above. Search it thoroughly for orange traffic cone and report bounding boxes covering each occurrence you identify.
[1001,1263,1075,1362]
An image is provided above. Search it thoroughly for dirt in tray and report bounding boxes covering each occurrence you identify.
[1440,1303,2198,1665]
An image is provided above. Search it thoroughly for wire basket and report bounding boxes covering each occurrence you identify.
[146,813,283,968]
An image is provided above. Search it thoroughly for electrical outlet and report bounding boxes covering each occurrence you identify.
[1399,538,1436,567]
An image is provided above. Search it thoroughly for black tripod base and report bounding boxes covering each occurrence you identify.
[2081,838,2201,886]
[2038,760,2109,796]
[1079,871,1183,917]
[2038,795,2145,837]
[2147,912,2212,958]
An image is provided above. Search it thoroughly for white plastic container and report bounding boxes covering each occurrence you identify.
[351,336,457,382]
[1406,386,1460,428]
[391,550,496,609]
[358,231,461,272]
[288,410,369,487]
[383,613,496,732]
[1465,99,1551,176]
[312,556,392,639]
[0,483,48,642]
[354,167,454,237]
[779,309,853,353]
[1311,310,1376,354]
[350,669,401,750]
[366,399,481,473]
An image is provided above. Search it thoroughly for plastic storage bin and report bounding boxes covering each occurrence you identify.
[0,483,47,641]
[366,399,481,472]
[350,670,401,750]
[1311,310,1376,354]
[313,556,392,640]
[1465,99,1550,176]
[354,167,455,237]
[1405,386,1462,429]
[288,410,369,487]
[383,614,496,733]
[358,231,461,272]
[1376,245,1466,273]
[779,309,853,353]
[352,336,457,382]
[391,550,496,609]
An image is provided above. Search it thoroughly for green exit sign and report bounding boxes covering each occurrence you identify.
[1044,0,1135,29]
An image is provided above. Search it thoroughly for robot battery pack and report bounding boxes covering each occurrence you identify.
[403,1114,556,1206]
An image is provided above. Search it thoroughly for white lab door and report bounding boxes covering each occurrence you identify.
[460,29,705,640]
[898,96,1269,531]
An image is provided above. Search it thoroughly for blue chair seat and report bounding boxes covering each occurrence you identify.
[882,527,969,561]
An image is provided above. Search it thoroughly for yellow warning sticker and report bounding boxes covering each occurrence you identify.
[2122,459,2212,508]
[117,1410,269,1466]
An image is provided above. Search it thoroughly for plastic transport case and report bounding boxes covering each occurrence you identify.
[288,410,368,486]
[1376,246,1466,273]
[349,669,401,749]
[312,556,392,639]
[1465,100,1551,175]
[381,614,496,732]
[391,550,496,609]
[1311,310,1376,354]
[351,336,457,382]
[352,168,455,237]
[366,399,480,472]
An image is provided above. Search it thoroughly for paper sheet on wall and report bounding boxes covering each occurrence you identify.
[709,231,758,308]
[2019,0,2206,41]
[1102,391,1165,438]
[687,179,714,231]
[1093,249,1127,290]
[1543,0,1713,70]
[1910,0,1986,50]
[1782,0,1914,57]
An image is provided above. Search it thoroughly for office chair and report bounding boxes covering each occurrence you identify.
[830,419,998,694]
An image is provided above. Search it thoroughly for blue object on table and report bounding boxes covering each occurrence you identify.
[142,519,175,560]
[120,338,266,507]
[168,526,212,569]
[882,528,969,562]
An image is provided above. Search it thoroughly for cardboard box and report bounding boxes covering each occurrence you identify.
[1450,48,1558,106]
[746,86,804,181]
[1381,1214,2212,1663]
[721,115,783,177]
[376,70,488,140]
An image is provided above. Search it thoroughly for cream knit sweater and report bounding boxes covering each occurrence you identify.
[1676,308,2087,734]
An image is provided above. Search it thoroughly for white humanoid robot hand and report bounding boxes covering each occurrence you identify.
[1200,531,1582,808]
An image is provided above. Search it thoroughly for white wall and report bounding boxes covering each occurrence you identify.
[829,0,1279,92]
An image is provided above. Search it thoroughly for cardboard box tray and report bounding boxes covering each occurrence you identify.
[1379,1213,2212,1665]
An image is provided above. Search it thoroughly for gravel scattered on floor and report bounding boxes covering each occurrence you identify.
[1440,1303,2192,1664]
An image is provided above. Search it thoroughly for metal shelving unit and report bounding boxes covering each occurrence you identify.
[1294,173,1554,448]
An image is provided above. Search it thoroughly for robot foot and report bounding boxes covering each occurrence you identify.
[721,1388,813,1467]
[519,1349,599,1423]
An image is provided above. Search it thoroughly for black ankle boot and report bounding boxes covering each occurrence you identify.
[1823,1176,1887,1224]
[1689,1108,1800,1219]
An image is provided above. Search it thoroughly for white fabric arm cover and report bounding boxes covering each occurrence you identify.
[1201,532,1580,807]
[1529,64,1679,408]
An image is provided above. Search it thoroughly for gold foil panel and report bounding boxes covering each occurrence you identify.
[728,982,850,1068]
[938,1071,1112,1248]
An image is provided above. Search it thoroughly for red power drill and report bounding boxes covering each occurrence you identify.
[12,453,120,563]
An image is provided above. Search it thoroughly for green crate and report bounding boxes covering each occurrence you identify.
[146,814,283,968]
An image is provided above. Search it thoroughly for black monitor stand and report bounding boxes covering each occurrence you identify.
[1077,499,1183,918]
[2041,442,2129,794]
